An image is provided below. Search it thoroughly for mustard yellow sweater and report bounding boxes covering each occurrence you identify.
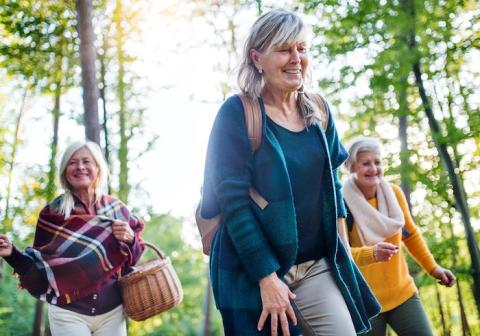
[348,184,438,312]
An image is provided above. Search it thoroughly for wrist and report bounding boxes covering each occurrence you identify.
[259,272,277,287]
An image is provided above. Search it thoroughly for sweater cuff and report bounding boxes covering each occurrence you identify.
[4,246,34,275]
[353,246,376,267]
[241,248,281,282]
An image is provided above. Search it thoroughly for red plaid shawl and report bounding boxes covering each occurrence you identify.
[20,195,144,305]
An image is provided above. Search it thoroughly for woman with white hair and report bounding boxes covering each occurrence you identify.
[0,141,144,336]
[343,136,455,336]
[199,8,380,336]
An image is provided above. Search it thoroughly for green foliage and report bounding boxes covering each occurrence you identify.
[128,214,223,335]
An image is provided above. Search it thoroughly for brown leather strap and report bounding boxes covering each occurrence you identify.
[307,93,329,131]
[238,94,262,152]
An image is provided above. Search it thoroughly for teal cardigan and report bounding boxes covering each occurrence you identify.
[201,95,380,335]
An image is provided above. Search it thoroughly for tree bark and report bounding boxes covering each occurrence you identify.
[98,34,112,194]
[3,85,29,233]
[202,269,212,336]
[114,0,130,202]
[402,0,480,313]
[75,0,100,144]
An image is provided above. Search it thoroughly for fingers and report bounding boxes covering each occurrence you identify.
[446,271,456,286]
[286,301,297,326]
[257,310,268,331]
[374,242,399,262]
[270,313,278,336]
[279,312,289,336]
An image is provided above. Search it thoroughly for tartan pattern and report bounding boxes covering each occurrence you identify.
[202,96,380,335]
[20,195,144,305]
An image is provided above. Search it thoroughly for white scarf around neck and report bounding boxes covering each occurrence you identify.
[343,175,404,245]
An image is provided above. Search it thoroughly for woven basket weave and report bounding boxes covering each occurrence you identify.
[119,242,183,321]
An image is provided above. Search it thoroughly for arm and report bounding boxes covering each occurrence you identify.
[0,234,49,296]
[207,96,280,282]
[394,184,455,286]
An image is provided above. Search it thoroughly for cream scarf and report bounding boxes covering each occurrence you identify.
[343,176,404,245]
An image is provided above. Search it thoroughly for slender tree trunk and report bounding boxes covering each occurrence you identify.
[3,85,29,233]
[75,0,100,144]
[402,0,480,313]
[202,269,212,336]
[114,0,130,202]
[32,300,45,336]
[397,79,412,209]
[412,62,480,312]
[435,285,448,336]
[98,34,112,194]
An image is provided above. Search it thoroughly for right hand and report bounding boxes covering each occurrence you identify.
[373,242,399,262]
[0,234,13,257]
[257,272,297,336]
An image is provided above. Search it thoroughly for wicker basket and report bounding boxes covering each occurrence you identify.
[119,242,183,321]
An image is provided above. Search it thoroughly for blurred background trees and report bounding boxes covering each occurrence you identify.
[0,0,478,335]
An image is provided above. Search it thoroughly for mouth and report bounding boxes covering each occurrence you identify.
[283,69,302,75]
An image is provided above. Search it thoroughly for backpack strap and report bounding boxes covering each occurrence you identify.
[238,94,262,152]
[307,93,329,131]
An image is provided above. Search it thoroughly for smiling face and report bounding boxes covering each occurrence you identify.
[64,147,99,193]
[352,151,384,197]
[251,37,308,94]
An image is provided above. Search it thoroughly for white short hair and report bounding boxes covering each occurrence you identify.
[345,137,383,173]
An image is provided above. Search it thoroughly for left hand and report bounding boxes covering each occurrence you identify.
[430,266,456,287]
[112,220,134,244]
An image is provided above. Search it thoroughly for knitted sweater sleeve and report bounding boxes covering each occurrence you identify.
[206,96,280,282]
[393,184,438,273]
[323,100,348,217]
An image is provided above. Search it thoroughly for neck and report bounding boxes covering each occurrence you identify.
[354,178,377,200]
[261,87,297,117]
[73,188,95,207]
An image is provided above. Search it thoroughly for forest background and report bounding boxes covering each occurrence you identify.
[0,0,479,335]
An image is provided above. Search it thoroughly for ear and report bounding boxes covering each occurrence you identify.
[249,48,262,70]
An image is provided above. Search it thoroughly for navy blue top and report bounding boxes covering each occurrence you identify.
[267,116,327,264]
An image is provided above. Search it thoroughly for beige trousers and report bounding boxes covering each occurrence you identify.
[48,304,127,336]
[285,258,357,336]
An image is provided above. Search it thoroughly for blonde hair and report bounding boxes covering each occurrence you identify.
[237,8,323,126]
[58,141,108,217]
[345,137,383,173]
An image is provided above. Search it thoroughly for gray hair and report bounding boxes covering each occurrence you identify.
[58,141,108,218]
[345,137,383,173]
[237,8,323,126]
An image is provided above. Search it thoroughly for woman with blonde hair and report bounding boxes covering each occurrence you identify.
[0,141,145,336]
[343,136,455,336]
[200,8,380,336]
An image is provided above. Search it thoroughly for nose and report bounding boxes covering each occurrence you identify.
[290,49,300,63]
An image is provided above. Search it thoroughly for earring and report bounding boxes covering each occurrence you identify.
[258,68,263,75]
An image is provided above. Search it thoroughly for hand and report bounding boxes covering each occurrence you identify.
[0,234,13,257]
[112,220,134,244]
[373,242,399,262]
[258,272,297,336]
[430,266,456,287]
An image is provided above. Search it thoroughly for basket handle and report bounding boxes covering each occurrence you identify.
[141,241,167,260]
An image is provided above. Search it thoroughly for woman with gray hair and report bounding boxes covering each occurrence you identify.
[199,8,380,336]
[343,137,455,336]
[0,141,144,336]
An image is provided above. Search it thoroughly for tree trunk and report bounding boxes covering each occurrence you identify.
[3,85,29,233]
[32,300,45,336]
[98,34,112,194]
[75,0,100,144]
[435,284,448,336]
[114,0,130,202]
[397,79,412,209]
[202,269,212,336]
[412,62,480,313]
[402,0,480,313]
